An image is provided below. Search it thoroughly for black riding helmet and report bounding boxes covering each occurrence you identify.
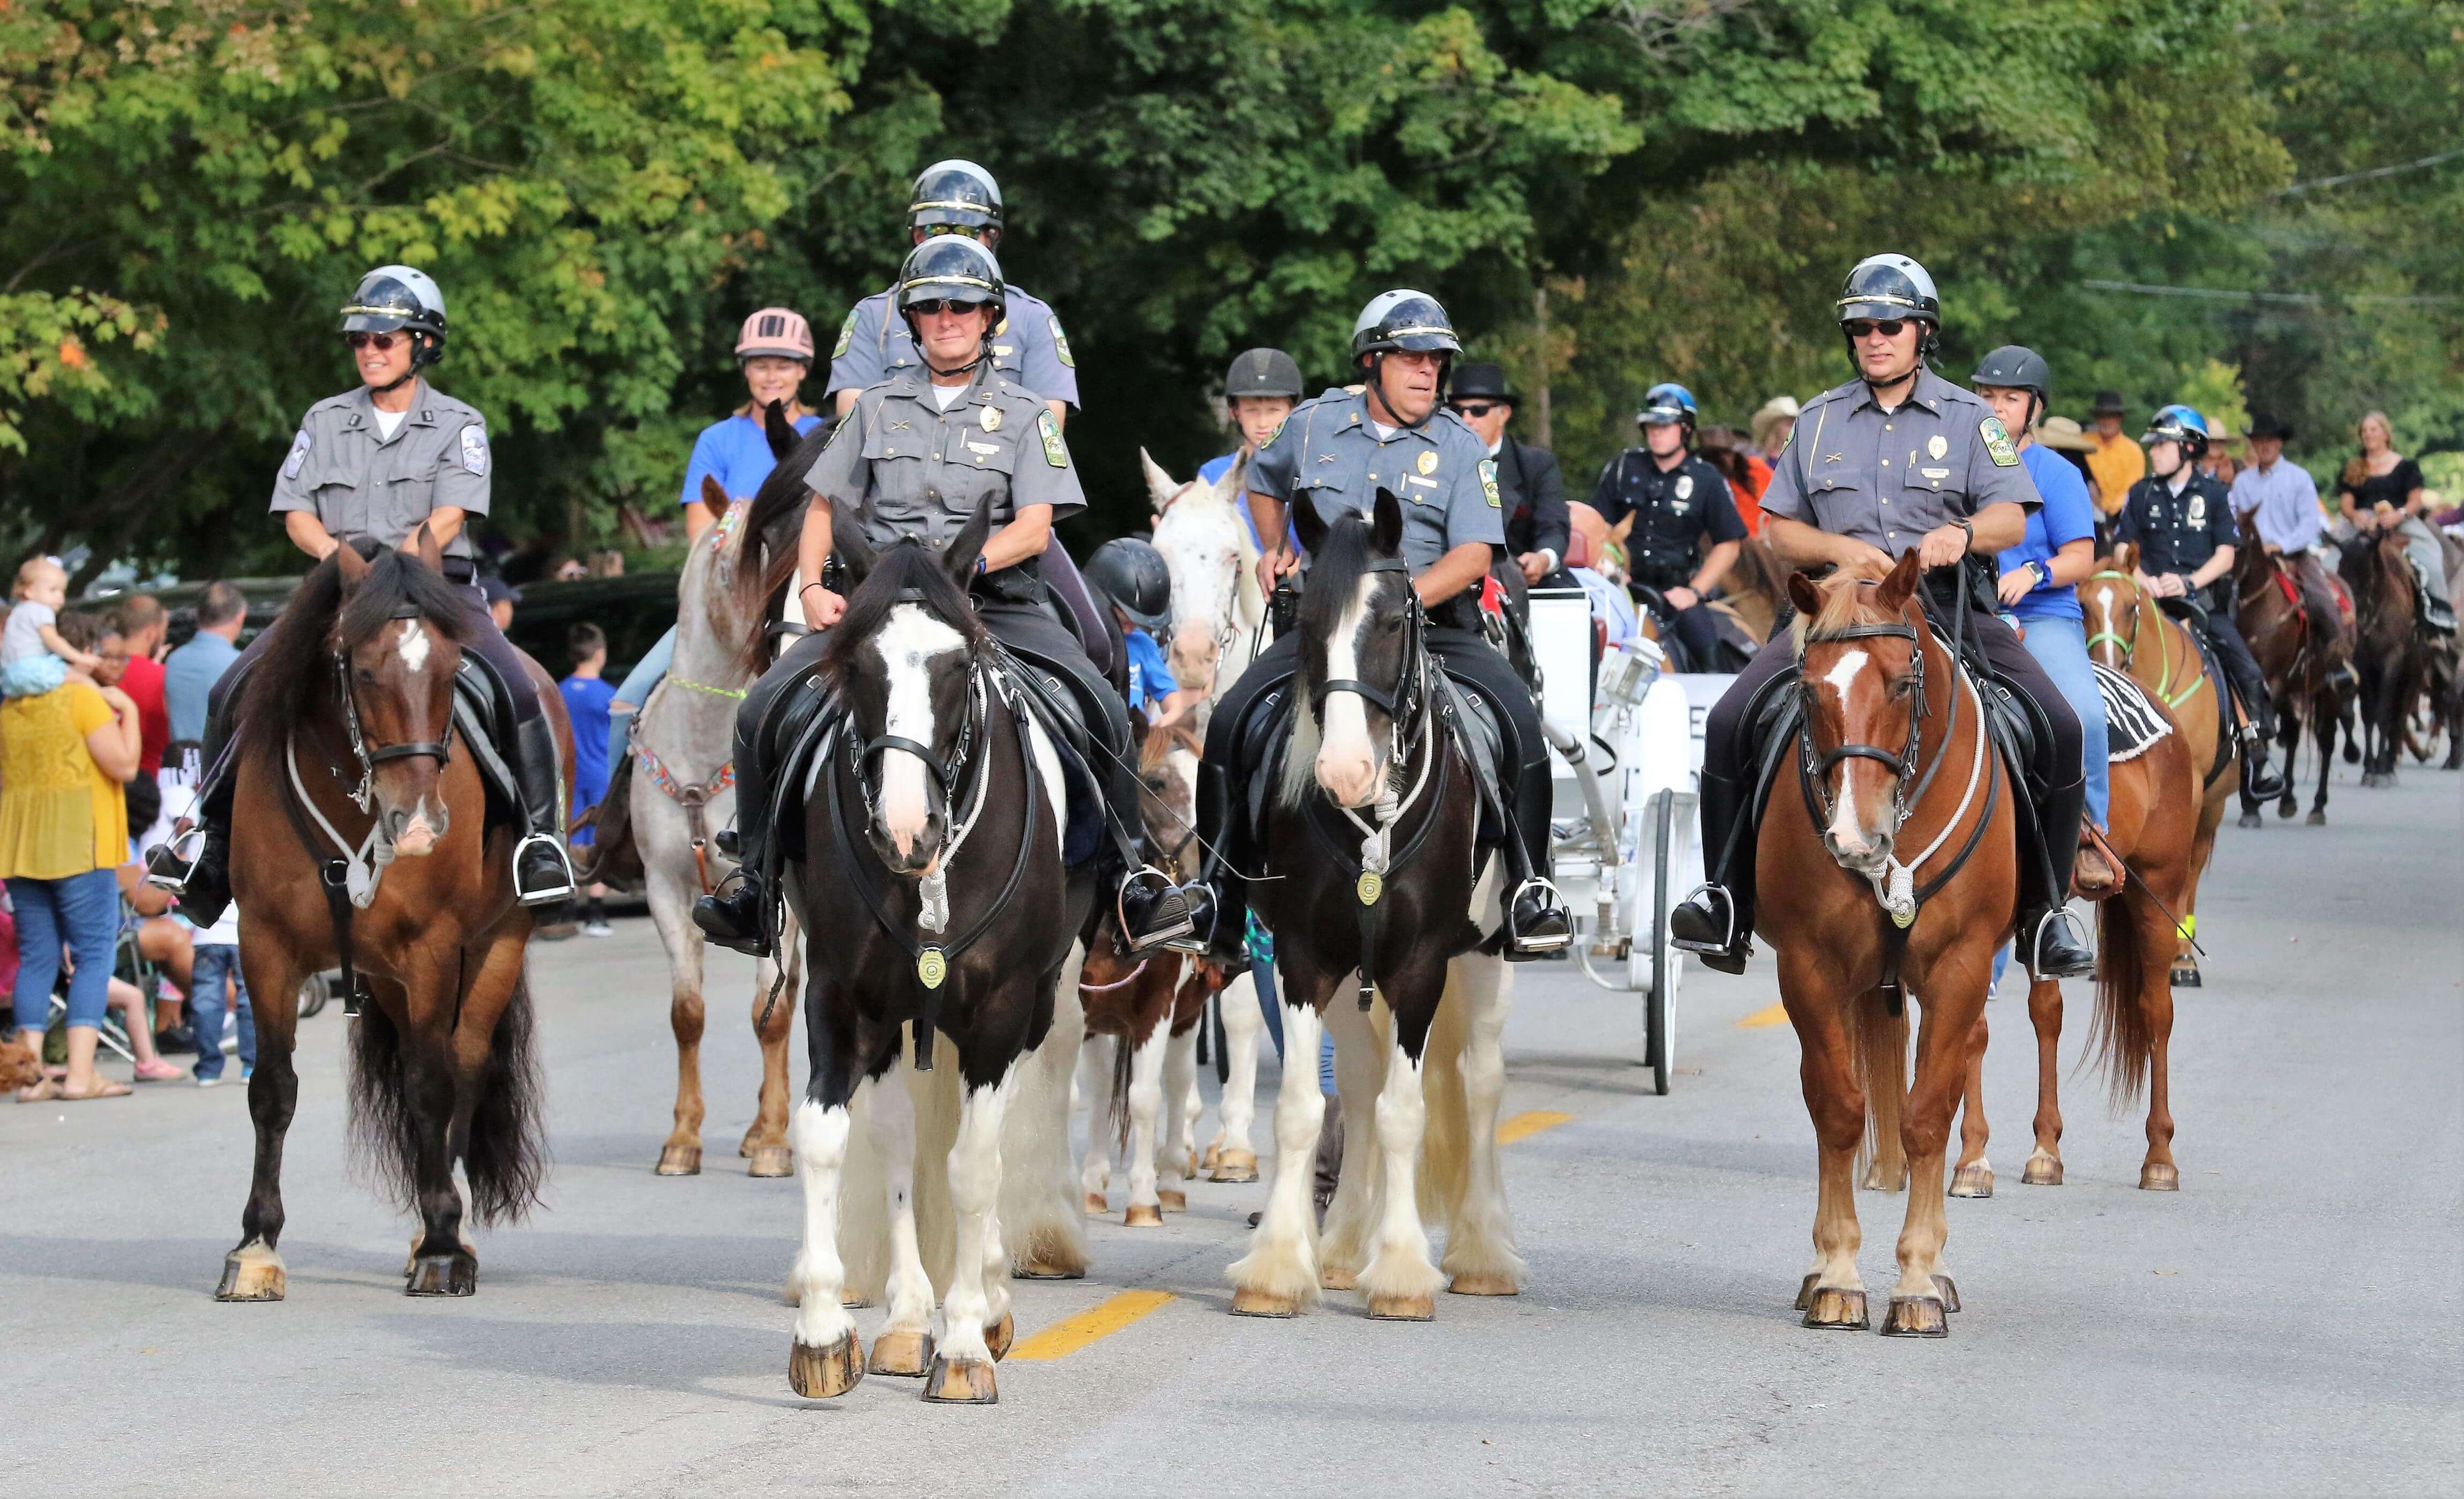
[1971,344,2051,428]
[1225,347,1304,400]
[1837,254,1942,357]
[1085,538,1173,632]
[339,264,448,371]
[895,236,1007,375]
[1351,289,1462,428]
[909,159,1003,239]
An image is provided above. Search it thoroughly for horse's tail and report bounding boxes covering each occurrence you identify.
[2088,891,2159,1112]
[1414,963,1475,1228]
[1849,987,1909,1189]
[1107,1027,1135,1159]
[347,971,547,1227]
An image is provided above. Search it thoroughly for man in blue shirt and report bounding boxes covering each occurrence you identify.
[162,580,245,754]
[556,622,619,937]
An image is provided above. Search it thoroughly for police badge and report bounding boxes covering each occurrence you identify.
[1417,450,1437,476]
[1675,474,1694,501]
[980,405,1001,433]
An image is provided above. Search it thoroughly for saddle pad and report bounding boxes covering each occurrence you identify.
[2094,662,2173,763]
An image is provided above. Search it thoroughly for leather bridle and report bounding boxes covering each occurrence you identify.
[328,604,454,811]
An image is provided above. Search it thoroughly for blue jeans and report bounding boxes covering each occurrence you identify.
[2017,613,2109,827]
[188,943,256,1081]
[8,869,119,1033]
[607,625,677,769]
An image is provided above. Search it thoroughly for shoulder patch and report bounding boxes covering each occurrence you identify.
[1047,315,1074,369]
[1479,458,1501,508]
[832,307,857,360]
[1980,416,2020,468]
[1037,408,1069,468]
[459,424,490,476]
[281,429,312,480]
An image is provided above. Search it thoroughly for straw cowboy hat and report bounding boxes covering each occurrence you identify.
[1749,396,1801,448]
[2035,415,2098,453]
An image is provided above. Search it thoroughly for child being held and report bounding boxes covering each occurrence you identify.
[3,556,103,697]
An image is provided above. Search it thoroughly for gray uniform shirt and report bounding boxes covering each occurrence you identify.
[826,284,1079,409]
[803,367,1086,555]
[1761,367,2039,556]
[1246,387,1506,574]
[269,383,491,566]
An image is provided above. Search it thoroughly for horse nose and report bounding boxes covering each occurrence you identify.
[1316,747,1380,808]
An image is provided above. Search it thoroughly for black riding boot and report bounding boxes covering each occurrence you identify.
[1187,761,1252,973]
[145,742,237,929]
[2017,775,2095,979]
[2231,678,2288,801]
[1500,754,1571,960]
[1669,765,1752,974]
[512,717,579,906]
[693,706,778,958]
[1106,754,1197,951]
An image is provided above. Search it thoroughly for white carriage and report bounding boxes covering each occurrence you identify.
[1522,580,1733,1095]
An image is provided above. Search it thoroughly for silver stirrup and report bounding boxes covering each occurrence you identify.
[512,832,578,906]
[144,826,208,894]
[1118,864,1195,951]
[1508,877,1572,952]
[2024,906,2092,978]
[1668,882,1735,952]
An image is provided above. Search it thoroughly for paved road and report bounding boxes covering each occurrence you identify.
[7,764,2458,1496]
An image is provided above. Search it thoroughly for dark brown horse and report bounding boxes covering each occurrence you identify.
[2232,516,2353,825]
[2339,525,2432,786]
[1768,553,2017,1337]
[218,534,560,1302]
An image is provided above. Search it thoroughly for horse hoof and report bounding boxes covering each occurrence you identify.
[840,1294,872,1309]
[747,1145,793,1179]
[789,1333,864,1399]
[1365,1293,1435,1322]
[2237,811,2262,830]
[1157,1189,1187,1212]
[406,1254,476,1297]
[1949,1162,1994,1198]
[1210,1150,1259,1183]
[2306,809,2326,826]
[866,1329,933,1378]
[2021,1154,2064,1187]
[2277,800,2297,819]
[1794,1273,1818,1312]
[1447,1272,1518,1297]
[1124,1204,1164,1228]
[215,1244,287,1302]
[1185,1151,1200,1179]
[654,1145,701,1176]
[2140,1162,2181,1191]
[985,1313,1015,1362]
[1933,1274,1962,1314]
[1881,1295,1949,1338]
[1015,1259,1085,1281]
[1321,1265,1358,1292]
[1201,1144,1220,1172]
[1801,1287,1868,1330]
[922,1354,999,1405]
[1084,1192,1108,1215]
[1230,1288,1302,1318]
[2170,964,2203,989]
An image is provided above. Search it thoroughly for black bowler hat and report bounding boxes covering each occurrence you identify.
[2247,413,2294,441]
[1450,362,1517,405]
[2091,389,2126,416]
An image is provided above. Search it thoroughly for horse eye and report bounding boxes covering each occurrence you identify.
[356,667,377,684]
[1379,614,1406,634]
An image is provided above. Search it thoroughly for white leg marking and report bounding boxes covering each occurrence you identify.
[998,943,1091,1277]
[871,1070,933,1343]
[1163,1019,1200,1185]
[1215,972,1264,1163]
[1077,1034,1114,1199]
[1354,1018,1445,1306]
[1227,997,1325,1307]
[1318,998,1387,1279]
[1124,1026,1169,1212]
[939,1079,1010,1362]
[1442,954,1525,1289]
[789,1101,855,1349]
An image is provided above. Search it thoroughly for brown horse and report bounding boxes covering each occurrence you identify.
[1767,553,2017,1338]
[2080,547,2233,986]
[2339,525,2439,785]
[1950,684,2201,1196]
[2232,516,2353,826]
[218,534,561,1301]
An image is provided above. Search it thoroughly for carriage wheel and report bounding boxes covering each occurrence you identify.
[296,971,332,1019]
[1644,789,1677,1097]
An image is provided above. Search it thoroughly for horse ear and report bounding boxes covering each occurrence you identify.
[762,399,799,461]
[2110,540,2137,576]
[1289,492,1329,560]
[1141,448,1180,512]
[409,523,443,575]
[828,496,876,588]
[1371,488,1404,556]
[941,498,995,586]
[335,538,371,584]
[1874,548,1923,611]
[1785,570,1822,618]
[699,475,731,529]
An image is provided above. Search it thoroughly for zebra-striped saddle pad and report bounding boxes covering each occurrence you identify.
[2094,662,2173,763]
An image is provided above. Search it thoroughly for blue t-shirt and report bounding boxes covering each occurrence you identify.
[559,674,618,830]
[1998,443,2098,622]
[1122,628,1178,713]
[679,411,823,508]
[1199,451,1301,553]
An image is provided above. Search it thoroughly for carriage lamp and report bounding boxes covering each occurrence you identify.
[1598,640,1661,708]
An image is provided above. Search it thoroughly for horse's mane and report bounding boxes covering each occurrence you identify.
[1791,558,1896,648]
[237,538,470,771]
[734,419,837,666]
[1294,508,1388,647]
[818,540,989,691]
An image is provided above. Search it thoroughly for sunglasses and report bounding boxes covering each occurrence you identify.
[345,331,408,352]
[1450,402,1503,418]
[1842,319,1908,340]
[906,298,985,317]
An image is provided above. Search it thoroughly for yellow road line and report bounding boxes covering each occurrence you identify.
[1737,1002,1789,1028]
[1006,1289,1174,1361]
[1495,1109,1572,1144]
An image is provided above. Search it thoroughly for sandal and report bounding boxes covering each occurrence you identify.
[14,1078,61,1103]
[58,1078,133,1101]
[133,1057,184,1083]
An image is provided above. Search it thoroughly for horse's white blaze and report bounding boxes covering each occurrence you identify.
[395,617,430,674]
[1819,648,1877,856]
[788,1100,855,1349]
[1821,647,1868,709]
[1315,574,1383,807]
[873,605,965,857]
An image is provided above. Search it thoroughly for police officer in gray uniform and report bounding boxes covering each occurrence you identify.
[693,236,1201,958]
[148,266,577,924]
[1668,254,2095,979]
[1193,290,1574,962]
[826,160,1078,427]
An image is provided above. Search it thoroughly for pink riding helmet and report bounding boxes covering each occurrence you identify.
[735,307,814,363]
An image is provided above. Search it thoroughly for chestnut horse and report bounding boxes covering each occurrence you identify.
[2232,515,2352,826]
[2080,547,2234,986]
[1768,554,2016,1338]
[218,534,560,1301]
[1949,683,2201,1196]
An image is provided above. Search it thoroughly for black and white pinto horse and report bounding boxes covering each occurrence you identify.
[1230,492,1523,1320]
[781,502,1096,1404]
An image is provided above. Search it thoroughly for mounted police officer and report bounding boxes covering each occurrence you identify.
[2117,404,2287,799]
[1591,383,1748,670]
[692,237,1202,957]
[1192,289,1574,963]
[147,266,578,923]
[1667,254,2095,979]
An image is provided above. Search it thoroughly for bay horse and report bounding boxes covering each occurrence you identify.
[1230,491,1521,1321]
[777,501,1095,1405]
[2080,546,2233,986]
[2231,516,2353,825]
[218,533,557,1301]
[1768,554,2016,1337]
[2339,525,2435,786]
[1949,678,2201,1195]
[585,474,803,1178]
